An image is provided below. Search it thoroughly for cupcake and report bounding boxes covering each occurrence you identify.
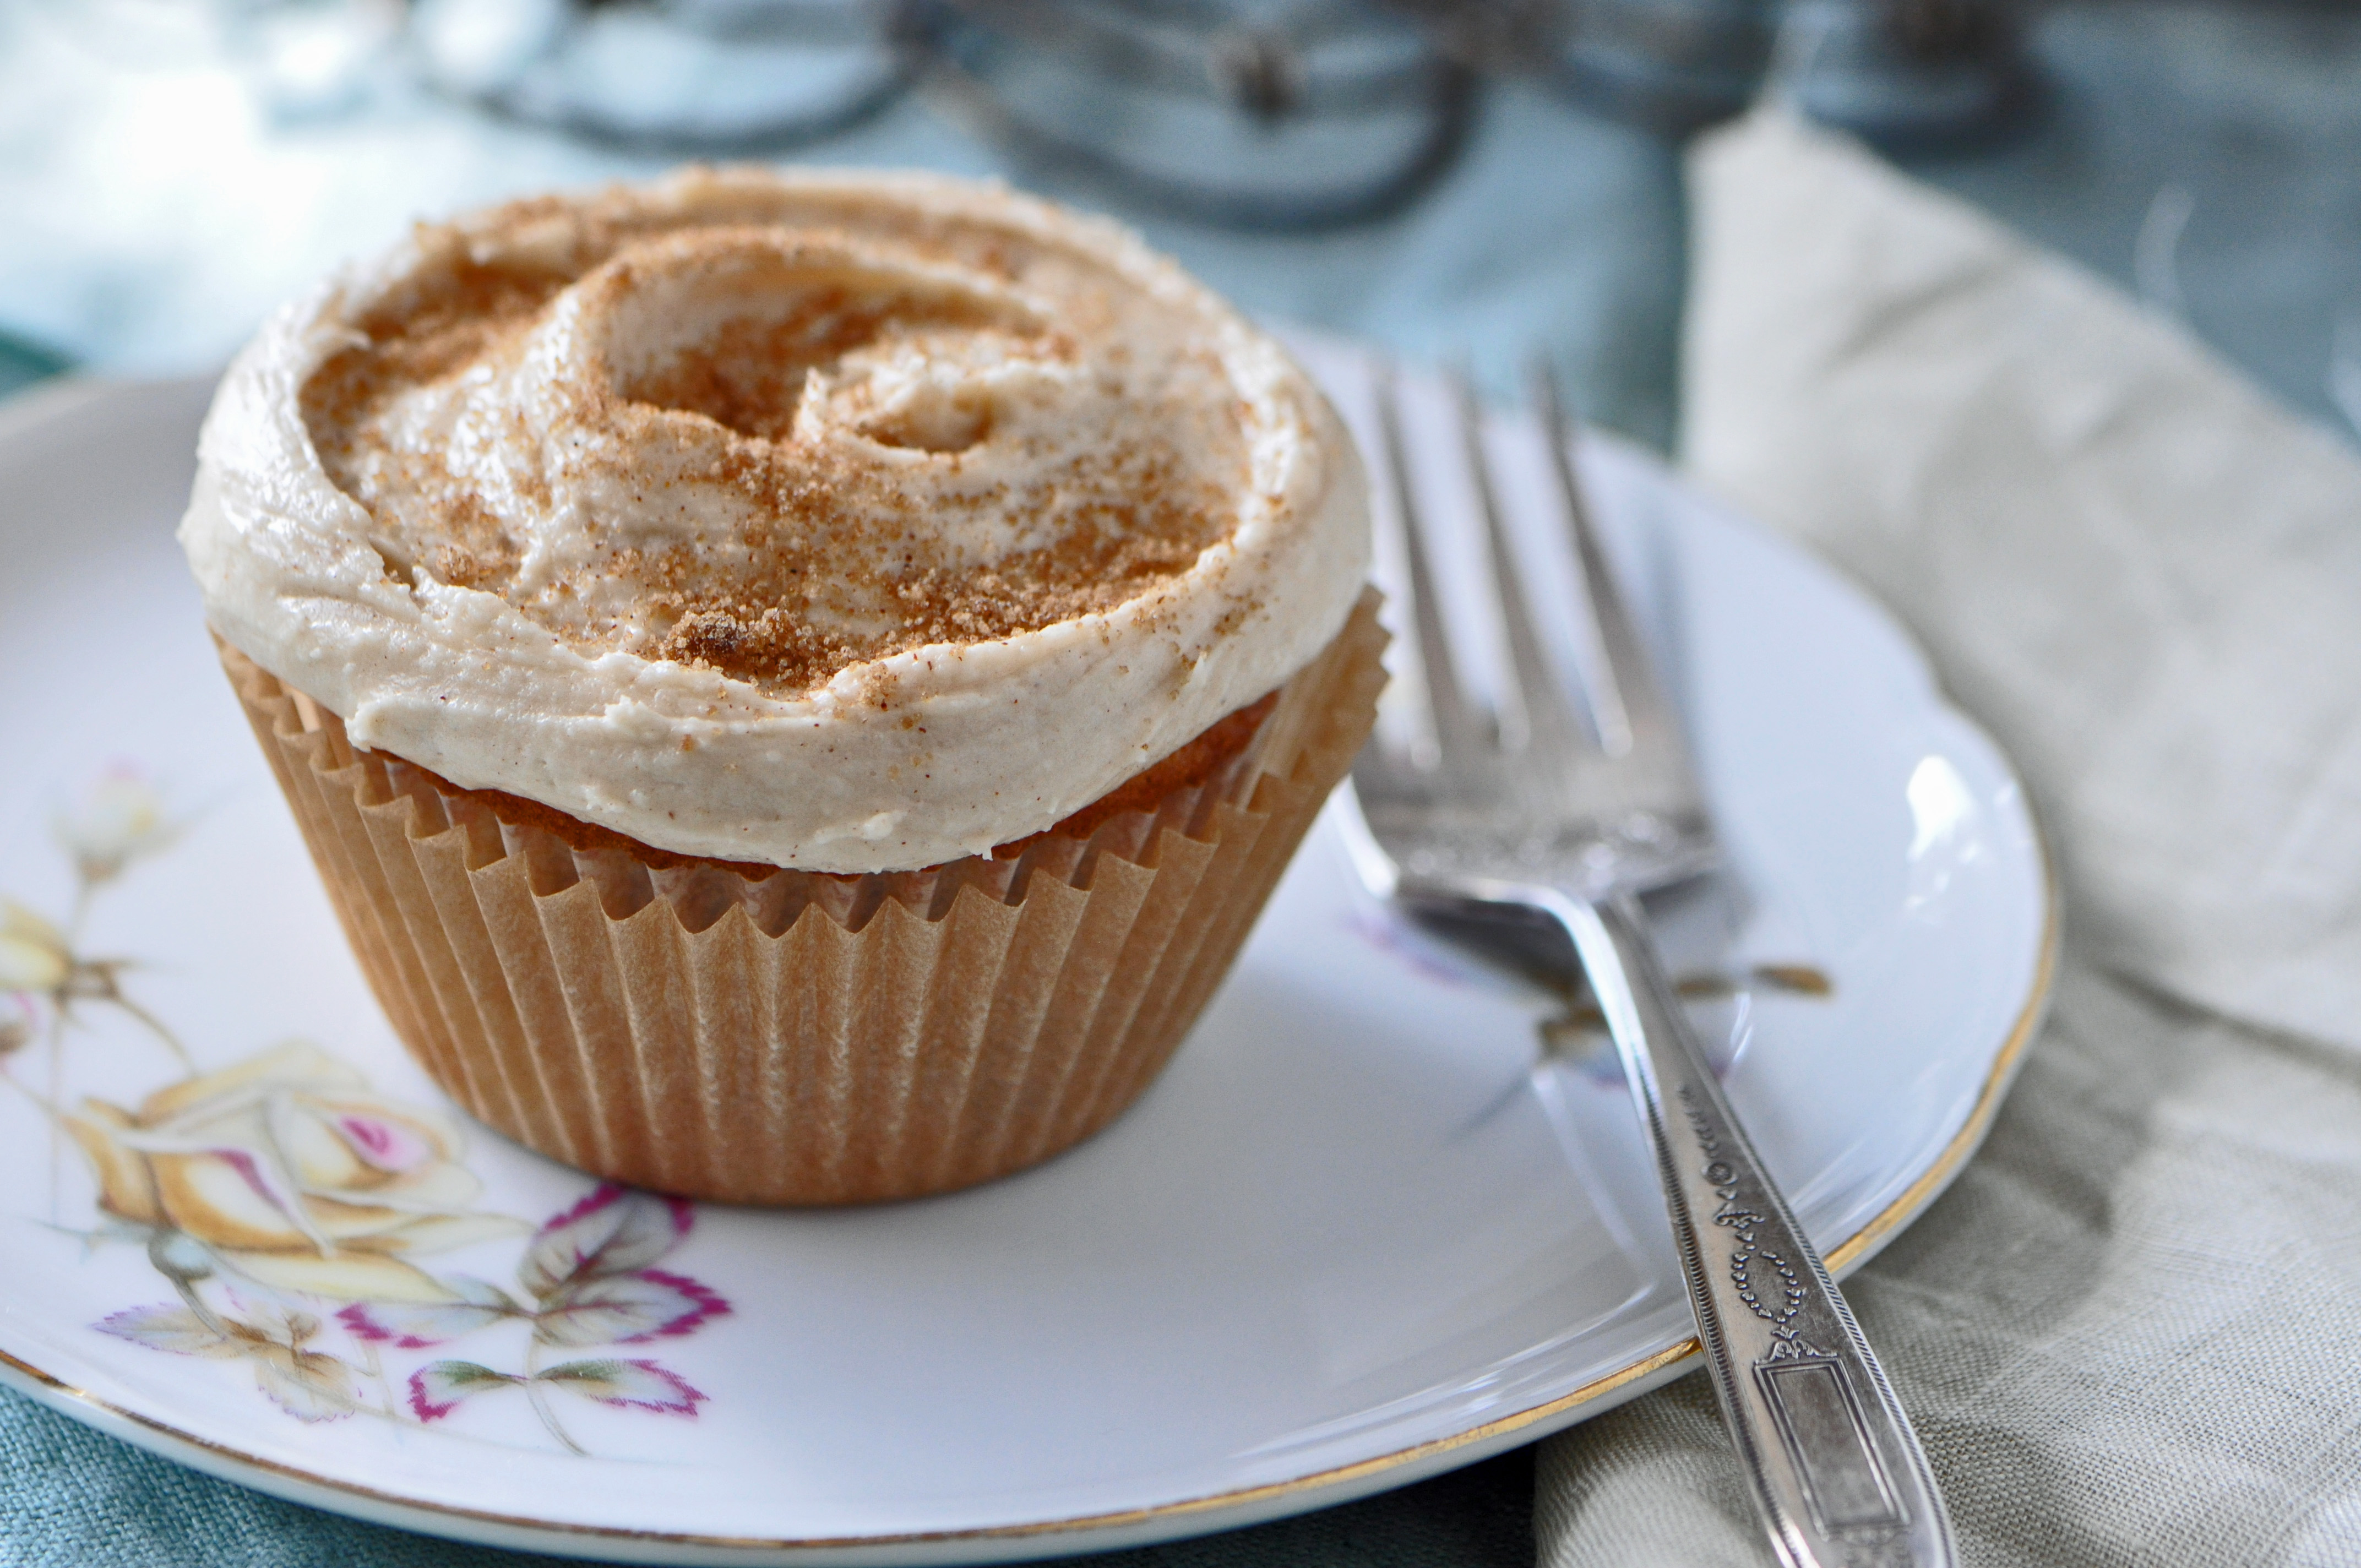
[180,169,1380,1204]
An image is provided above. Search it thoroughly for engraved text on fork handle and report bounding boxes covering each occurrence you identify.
[1539,890,1957,1568]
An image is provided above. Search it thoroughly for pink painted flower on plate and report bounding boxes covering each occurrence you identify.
[64,1043,525,1303]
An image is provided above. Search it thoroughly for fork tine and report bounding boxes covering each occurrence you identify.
[1528,360,1664,764]
[1448,366,1592,771]
[1373,358,1483,771]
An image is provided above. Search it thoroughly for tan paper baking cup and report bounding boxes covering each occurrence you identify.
[217,592,1385,1205]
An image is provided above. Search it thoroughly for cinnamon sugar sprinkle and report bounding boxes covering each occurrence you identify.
[300,202,1253,698]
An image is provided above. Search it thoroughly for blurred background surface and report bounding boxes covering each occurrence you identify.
[0,0,2356,451]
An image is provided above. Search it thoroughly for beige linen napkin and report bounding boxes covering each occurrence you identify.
[1537,111,2361,1566]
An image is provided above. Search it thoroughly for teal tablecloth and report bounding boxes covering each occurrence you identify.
[2,3,2355,1562]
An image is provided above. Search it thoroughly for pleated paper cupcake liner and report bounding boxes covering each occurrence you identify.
[218,592,1386,1205]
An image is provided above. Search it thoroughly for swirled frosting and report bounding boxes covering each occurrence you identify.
[181,168,1369,872]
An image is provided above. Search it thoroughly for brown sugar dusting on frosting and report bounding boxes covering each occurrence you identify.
[638,445,1232,692]
[299,189,1253,698]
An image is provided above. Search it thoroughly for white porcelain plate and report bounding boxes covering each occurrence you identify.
[0,345,2051,1566]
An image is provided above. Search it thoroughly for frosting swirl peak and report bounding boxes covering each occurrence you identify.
[181,170,1370,872]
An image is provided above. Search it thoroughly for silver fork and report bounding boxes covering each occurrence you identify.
[1348,361,1955,1568]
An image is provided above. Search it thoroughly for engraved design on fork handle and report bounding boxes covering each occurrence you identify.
[1543,890,1956,1568]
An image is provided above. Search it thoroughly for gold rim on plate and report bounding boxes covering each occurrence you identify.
[0,851,2059,1556]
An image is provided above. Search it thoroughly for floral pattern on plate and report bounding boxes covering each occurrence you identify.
[4,770,730,1456]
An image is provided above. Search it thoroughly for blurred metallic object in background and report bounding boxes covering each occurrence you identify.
[407,0,918,154]
[1553,0,1773,132]
[1774,0,2033,146]
[47,0,2044,215]
[392,0,2028,230]
[1394,0,1772,135]
[916,0,1476,231]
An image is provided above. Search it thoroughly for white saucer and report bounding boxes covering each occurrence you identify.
[0,356,2051,1566]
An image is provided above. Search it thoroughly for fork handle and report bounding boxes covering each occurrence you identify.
[1544,891,1956,1568]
